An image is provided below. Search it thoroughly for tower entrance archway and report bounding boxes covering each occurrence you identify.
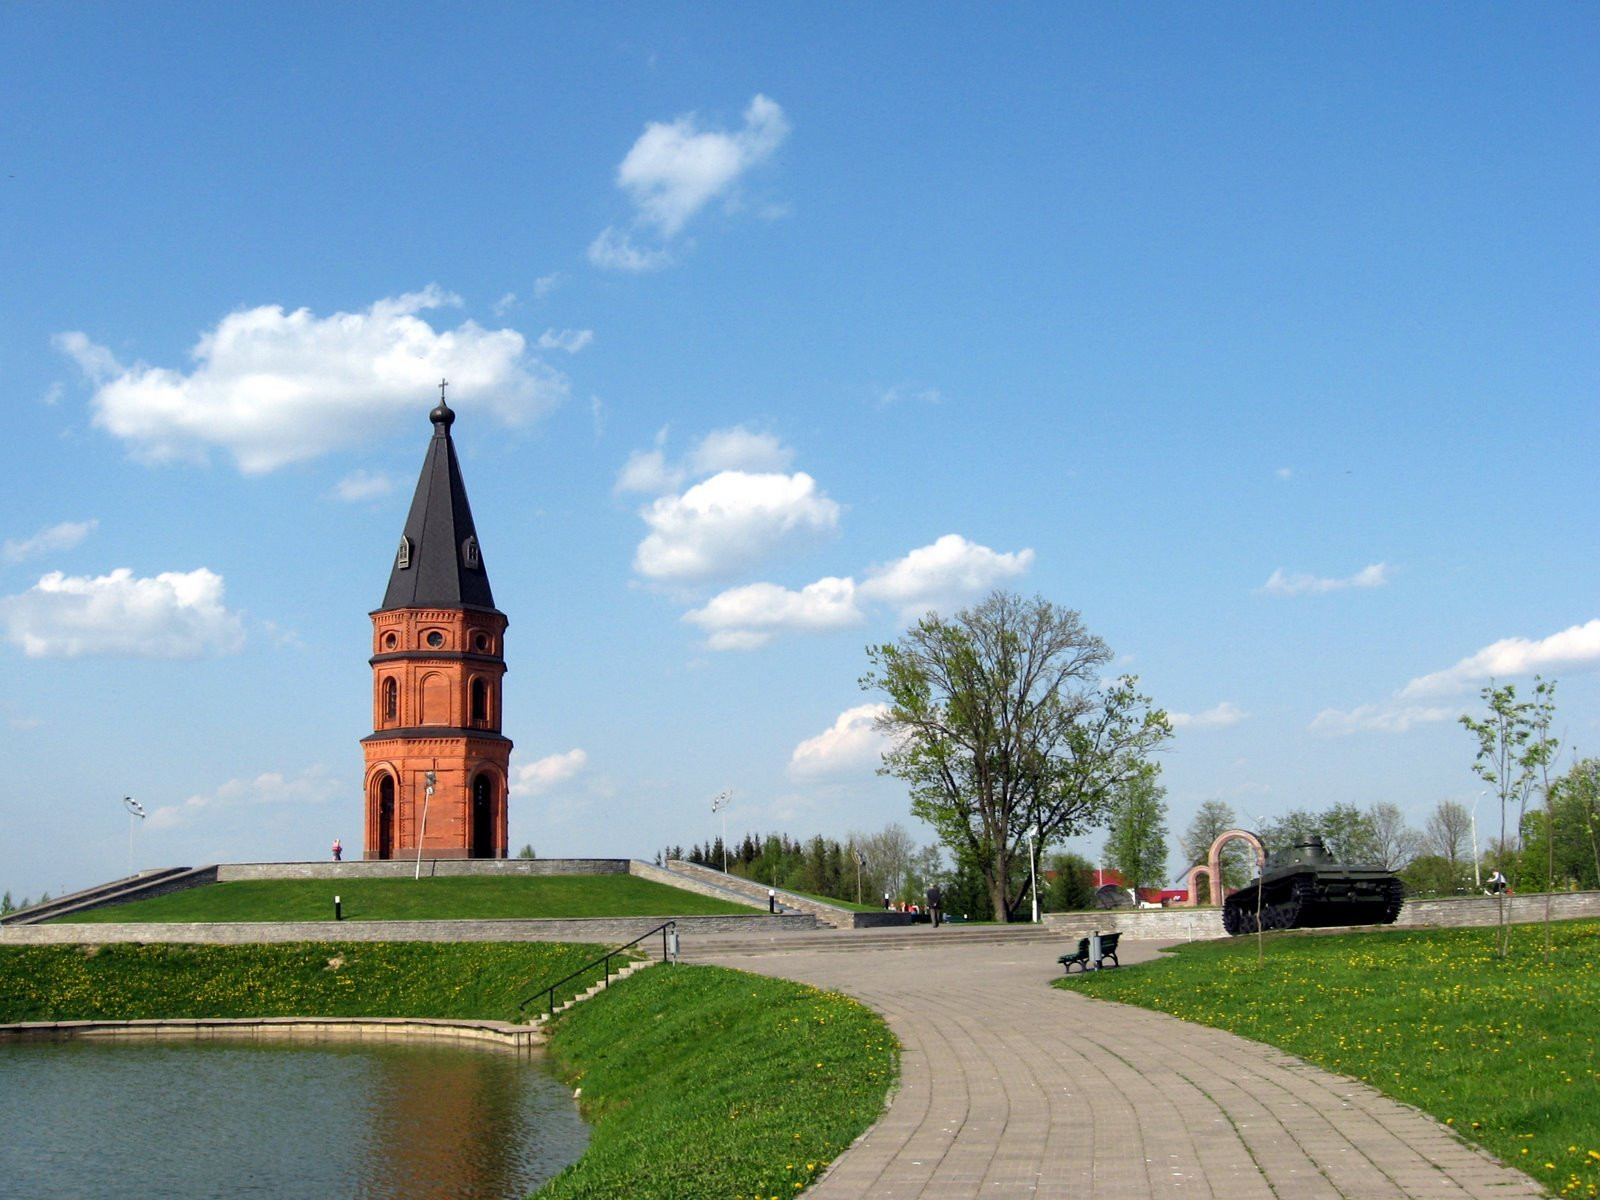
[471,773,495,859]
[376,774,396,861]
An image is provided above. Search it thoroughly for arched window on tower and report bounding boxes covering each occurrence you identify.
[383,677,398,723]
[471,678,489,725]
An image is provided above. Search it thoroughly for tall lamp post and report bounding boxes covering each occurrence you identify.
[121,797,145,877]
[1027,824,1041,923]
[414,770,436,881]
[1471,790,1485,891]
[711,790,731,873]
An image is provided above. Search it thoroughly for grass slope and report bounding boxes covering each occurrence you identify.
[1058,920,1600,1198]
[0,942,617,1023]
[56,875,755,923]
[539,964,897,1200]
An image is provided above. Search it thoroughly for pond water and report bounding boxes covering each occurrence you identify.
[0,1038,589,1199]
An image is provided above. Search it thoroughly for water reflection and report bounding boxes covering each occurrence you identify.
[0,1038,589,1199]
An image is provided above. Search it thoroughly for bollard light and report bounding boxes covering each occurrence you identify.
[334,895,343,921]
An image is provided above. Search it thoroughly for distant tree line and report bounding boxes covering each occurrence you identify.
[659,825,950,909]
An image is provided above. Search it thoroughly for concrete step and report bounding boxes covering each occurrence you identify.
[0,866,199,925]
[534,959,655,1023]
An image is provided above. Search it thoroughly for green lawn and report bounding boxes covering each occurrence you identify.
[539,963,897,1199]
[1058,920,1600,1198]
[54,874,758,923]
[0,941,617,1023]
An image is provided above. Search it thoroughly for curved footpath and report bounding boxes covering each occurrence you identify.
[691,930,1544,1200]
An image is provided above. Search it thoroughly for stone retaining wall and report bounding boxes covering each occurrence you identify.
[1044,889,1600,941]
[0,912,817,946]
[0,1016,545,1049]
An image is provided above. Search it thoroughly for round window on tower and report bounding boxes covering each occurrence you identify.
[426,631,445,648]
[383,632,398,650]
[474,633,489,652]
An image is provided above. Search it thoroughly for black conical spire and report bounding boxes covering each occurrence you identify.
[380,387,498,612]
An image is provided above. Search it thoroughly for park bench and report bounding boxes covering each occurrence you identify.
[1057,931,1121,973]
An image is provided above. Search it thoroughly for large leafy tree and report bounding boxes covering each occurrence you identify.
[863,591,1171,921]
[1103,766,1170,892]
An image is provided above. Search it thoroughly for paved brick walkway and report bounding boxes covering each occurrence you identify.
[697,933,1543,1200]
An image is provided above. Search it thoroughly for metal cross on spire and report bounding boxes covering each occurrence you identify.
[438,377,449,403]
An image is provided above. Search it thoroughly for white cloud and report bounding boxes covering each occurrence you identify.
[877,386,942,407]
[512,749,589,796]
[533,272,565,300]
[1399,618,1600,700]
[789,703,893,780]
[587,228,675,272]
[1309,702,1456,736]
[1169,701,1246,730]
[1262,562,1389,596]
[492,292,518,317]
[687,427,793,475]
[146,766,341,831]
[615,426,791,496]
[331,470,396,502]
[0,567,245,658]
[1310,617,1600,736]
[3,519,97,564]
[1275,467,1294,481]
[537,328,594,354]
[591,94,789,270]
[859,534,1035,619]
[685,577,862,650]
[57,287,565,474]
[615,446,681,495]
[633,470,840,582]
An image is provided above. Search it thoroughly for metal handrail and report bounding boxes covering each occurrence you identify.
[517,920,677,1019]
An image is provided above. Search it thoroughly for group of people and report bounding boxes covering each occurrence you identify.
[883,885,945,926]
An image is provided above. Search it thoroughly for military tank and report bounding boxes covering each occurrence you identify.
[1222,836,1404,935]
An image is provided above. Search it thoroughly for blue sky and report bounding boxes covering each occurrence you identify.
[2,4,1595,903]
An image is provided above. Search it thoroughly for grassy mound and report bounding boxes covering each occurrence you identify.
[1058,919,1600,1197]
[0,941,615,1023]
[540,963,897,1200]
[55,874,756,923]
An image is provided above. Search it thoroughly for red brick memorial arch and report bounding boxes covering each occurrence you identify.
[1182,828,1265,906]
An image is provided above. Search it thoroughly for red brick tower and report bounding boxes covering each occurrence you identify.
[362,393,511,860]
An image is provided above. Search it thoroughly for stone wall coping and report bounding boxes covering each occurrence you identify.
[0,1016,543,1049]
[0,912,817,945]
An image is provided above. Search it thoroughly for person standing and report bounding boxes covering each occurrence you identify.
[331,838,343,862]
[926,883,943,927]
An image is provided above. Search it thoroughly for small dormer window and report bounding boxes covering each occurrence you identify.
[462,535,480,569]
[397,536,412,569]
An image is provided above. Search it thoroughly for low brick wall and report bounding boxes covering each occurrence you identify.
[1044,889,1600,941]
[1045,907,1225,941]
[0,912,817,947]
[1399,891,1600,927]
[664,860,862,929]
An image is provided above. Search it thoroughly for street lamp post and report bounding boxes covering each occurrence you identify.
[414,770,436,881]
[1027,825,1041,923]
[711,790,731,873]
[1471,790,1485,891]
[121,797,145,877]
